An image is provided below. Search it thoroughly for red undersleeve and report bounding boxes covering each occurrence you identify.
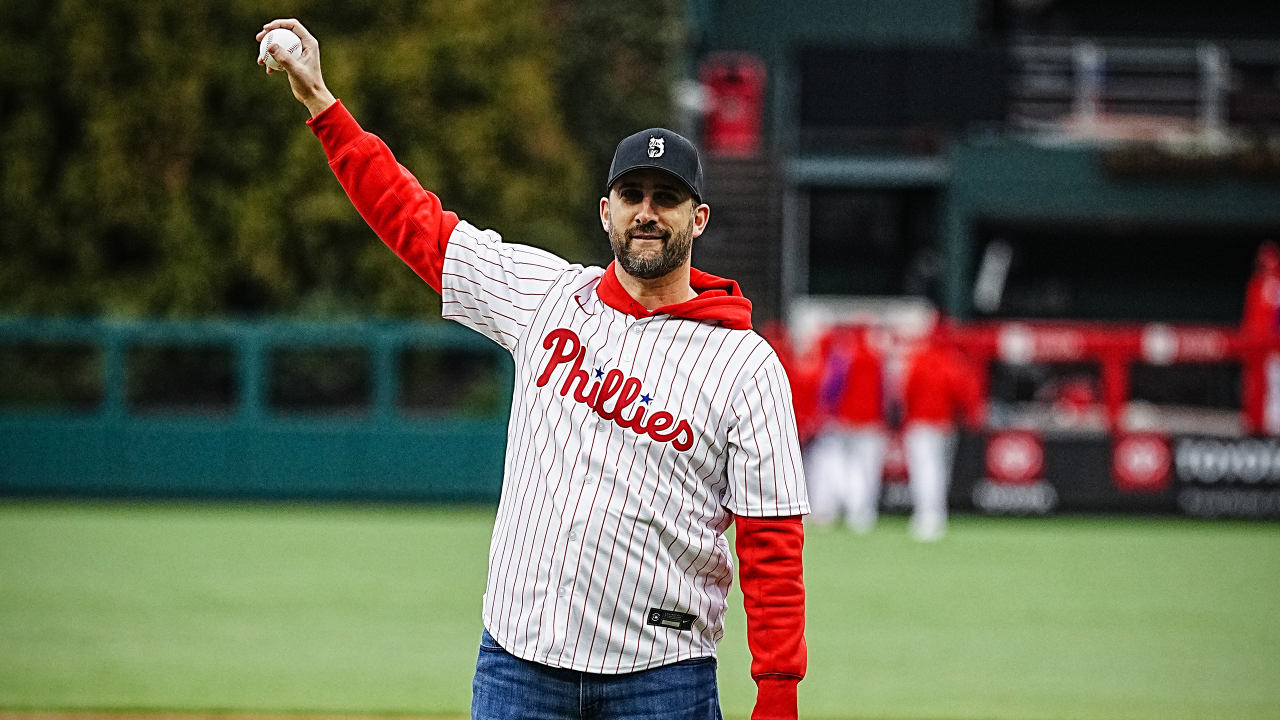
[735,514,806,720]
[307,100,458,293]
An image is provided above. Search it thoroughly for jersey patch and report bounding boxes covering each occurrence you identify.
[647,608,697,631]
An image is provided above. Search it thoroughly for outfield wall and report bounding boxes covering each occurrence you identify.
[4,318,1278,517]
[938,432,1280,519]
[0,319,512,502]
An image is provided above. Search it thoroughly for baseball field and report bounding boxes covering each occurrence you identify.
[1,502,1277,720]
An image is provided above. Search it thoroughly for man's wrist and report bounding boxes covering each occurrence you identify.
[305,89,337,118]
[752,675,800,720]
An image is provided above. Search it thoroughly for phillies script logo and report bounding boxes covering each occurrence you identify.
[536,328,694,451]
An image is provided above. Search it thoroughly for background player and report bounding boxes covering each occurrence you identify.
[901,318,982,541]
[804,326,886,533]
[259,17,809,720]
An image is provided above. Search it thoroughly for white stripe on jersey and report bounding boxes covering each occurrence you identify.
[442,220,809,674]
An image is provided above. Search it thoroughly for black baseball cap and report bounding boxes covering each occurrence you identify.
[606,128,704,205]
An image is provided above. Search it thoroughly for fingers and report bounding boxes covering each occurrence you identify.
[256,18,316,47]
[256,18,316,76]
[285,19,318,47]
[256,18,294,40]
[267,44,300,75]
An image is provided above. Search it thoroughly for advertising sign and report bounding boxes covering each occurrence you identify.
[1112,434,1172,493]
[971,431,1058,514]
[1174,437,1280,518]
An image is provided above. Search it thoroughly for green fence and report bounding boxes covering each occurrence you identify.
[0,319,513,502]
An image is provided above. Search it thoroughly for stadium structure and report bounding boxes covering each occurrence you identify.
[2,0,1279,521]
[683,0,1280,519]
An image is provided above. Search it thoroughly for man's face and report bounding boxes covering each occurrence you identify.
[600,169,710,281]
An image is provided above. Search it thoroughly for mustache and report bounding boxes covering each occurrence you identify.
[625,223,670,242]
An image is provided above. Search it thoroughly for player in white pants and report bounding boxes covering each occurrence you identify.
[901,329,981,542]
[903,423,953,541]
[803,431,840,525]
[844,427,888,533]
[806,328,886,532]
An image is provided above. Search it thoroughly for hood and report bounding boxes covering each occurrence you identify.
[596,261,753,330]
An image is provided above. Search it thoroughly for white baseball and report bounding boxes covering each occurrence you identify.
[259,28,302,71]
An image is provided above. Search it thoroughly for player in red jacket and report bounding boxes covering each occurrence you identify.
[762,321,823,447]
[901,323,982,541]
[1242,241,1280,338]
[804,325,886,532]
[1241,241,1280,435]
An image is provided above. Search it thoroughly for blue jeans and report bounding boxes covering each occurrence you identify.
[471,629,722,720]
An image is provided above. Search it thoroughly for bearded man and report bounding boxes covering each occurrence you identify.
[259,17,809,720]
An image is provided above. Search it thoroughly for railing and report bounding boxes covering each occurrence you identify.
[0,319,514,501]
[1010,40,1232,144]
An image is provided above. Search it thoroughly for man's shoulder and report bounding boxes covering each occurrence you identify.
[697,326,782,381]
[736,327,780,359]
[445,220,591,285]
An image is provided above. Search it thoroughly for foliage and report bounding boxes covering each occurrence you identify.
[0,0,681,319]
[547,0,684,266]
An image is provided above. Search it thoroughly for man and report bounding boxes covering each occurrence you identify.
[806,326,885,533]
[1241,241,1280,435]
[258,19,808,720]
[901,321,981,541]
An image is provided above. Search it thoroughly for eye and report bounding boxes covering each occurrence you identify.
[620,188,643,203]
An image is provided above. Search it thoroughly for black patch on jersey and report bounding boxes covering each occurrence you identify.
[646,608,696,631]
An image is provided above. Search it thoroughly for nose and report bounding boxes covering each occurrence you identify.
[634,195,660,224]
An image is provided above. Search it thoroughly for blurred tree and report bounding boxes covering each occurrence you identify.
[549,0,683,266]
[0,0,680,319]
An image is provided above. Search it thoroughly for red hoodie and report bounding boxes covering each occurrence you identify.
[761,322,823,445]
[1242,243,1280,338]
[823,327,883,427]
[903,340,983,429]
[308,100,804,718]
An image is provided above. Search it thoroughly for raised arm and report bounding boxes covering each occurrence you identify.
[256,18,459,294]
[256,19,336,118]
[257,19,571,350]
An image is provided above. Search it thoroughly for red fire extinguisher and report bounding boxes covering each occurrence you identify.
[699,52,767,158]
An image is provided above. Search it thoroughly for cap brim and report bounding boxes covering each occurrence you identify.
[606,165,701,204]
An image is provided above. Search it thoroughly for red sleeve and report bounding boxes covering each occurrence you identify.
[735,514,806,720]
[306,100,460,294]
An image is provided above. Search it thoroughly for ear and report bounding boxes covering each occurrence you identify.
[599,196,611,234]
[690,203,711,239]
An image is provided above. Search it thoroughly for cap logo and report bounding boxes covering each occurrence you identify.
[647,137,665,158]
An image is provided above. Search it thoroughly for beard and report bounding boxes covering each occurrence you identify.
[609,216,695,280]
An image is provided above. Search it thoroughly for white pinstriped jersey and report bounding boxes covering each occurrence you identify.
[442,220,809,674]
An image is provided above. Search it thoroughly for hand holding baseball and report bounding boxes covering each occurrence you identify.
[256,19,336,118]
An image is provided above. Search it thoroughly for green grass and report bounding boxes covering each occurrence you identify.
[1,504,1278,720]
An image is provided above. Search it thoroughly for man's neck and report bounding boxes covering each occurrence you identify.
[613,262,697,311]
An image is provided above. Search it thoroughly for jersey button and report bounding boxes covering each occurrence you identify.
[568,530,578,541]
[558,587,567,598]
